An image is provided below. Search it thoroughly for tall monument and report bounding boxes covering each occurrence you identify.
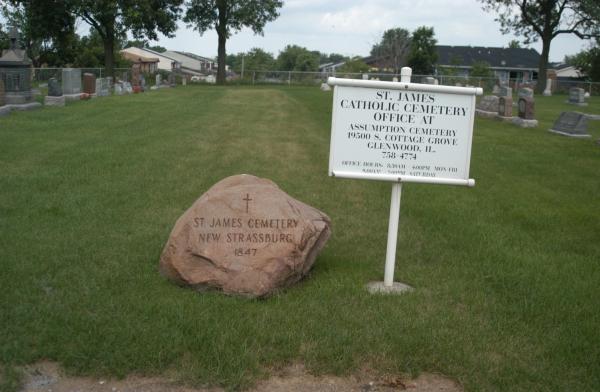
[0,27,34,104]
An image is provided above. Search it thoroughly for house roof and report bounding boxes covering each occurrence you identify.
[172,51,215,63]
[436,46,540,70]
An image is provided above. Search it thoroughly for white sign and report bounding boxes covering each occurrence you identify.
[328,78,482,186]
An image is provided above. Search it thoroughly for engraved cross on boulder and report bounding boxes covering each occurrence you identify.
[243,193,253,213]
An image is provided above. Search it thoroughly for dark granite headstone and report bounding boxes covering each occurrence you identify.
[48,78,62,96]
[498,96,512,117]
[83,73,96,94]
[568,88,586,105]
[518,97,534,120]
[549,112,590,138]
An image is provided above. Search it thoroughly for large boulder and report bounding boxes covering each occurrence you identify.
[159,174,331,298]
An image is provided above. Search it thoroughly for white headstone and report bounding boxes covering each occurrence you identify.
[543,78,552,96]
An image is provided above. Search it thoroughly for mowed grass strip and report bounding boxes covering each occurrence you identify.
[1,87,599,392]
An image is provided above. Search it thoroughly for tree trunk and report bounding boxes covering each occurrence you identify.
[216,0,228,85]
[216,28,227,84]
[103,24,115,82]
[536,36,551,94]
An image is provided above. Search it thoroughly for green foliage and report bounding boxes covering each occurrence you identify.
[370,27,411,72]
[276,44,319,72]
[147,45,167,53]
[0,365,22,392]
[73,0,183,75]
[72,30,131,68]
[407,26,437,75]
[184,0,283,83]
[508,39,521,48]
[320,52,348,65]
[470,60,493,78]
[479,0,600,92]
[0,88,600,391]
[229,47,275,74]
[338,58,370,73]
[0,0,76,67]
[565,39,600,81]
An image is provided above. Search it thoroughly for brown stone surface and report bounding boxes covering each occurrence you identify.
[159,174,331,298]
[498,96,512,117]
[518,97,534,120]
[83,73,96,94]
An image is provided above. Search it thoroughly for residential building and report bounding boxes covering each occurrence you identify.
[435,46,540,83]
[120,47,181,72]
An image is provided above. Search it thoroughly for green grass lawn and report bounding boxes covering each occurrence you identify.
[1,86,599,391]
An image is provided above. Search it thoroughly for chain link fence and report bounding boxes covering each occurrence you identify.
[245,70,600,96]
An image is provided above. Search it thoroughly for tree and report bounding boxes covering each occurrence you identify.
[370,27,411,73]
[407,26,437,75]
[73,0,183,78]
[508,39,522,48]
[480,0,600,93]
[276,45,319,72]
[184,0,283,84]
[320,52,348,65]
[470,60,494,77]
[239,48,274,73]
[565,39,600,81]
[147,45,167,53]
[338,58,369,74]
[1,0,76,67]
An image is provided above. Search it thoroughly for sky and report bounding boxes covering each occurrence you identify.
[148,0,593,63]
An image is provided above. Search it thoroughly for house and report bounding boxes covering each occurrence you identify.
[548,62,584,78]
[435,46,540,83]
[120,47,181,72]
[361,45,541,82]
[119,51,159,73]
[319,61,347,74]
[164,51,217,75]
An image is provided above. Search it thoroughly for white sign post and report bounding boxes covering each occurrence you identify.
[327,67,482,293]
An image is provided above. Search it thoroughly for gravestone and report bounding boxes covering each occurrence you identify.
[512,96,538,127]
[155,74,162,87]
[568,87,586,106]
[498,96,513,118]
[500,86,512,98]
[122,71,128,83]
[82,73,96,95]
[476,95,499,118]
[62,68,81,95]
[549,112,590,138]
[205,74,216,84]
[543,78,552,96]
[422,76,437,85]
[477,95,499,112]
[168,73,176,87]
[95,78,110,97]
[320,82,331,91]
[114,83,123,95]
[159,174,331,298]
[123,82,133,94]
[44,77,65,106]
[47,78,62,96]
[492,84,501,95]
[0,27,34,104]
[518,87,533,99]
[392,77,398,82]
[140,74,146,91]
[362,74,369,80]
[182,77,187,86]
